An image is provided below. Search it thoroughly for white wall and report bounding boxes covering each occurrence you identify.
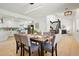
[75,9,79,32]
[73,9,79,42]
[32,17,47,32]
[60,15,74,33]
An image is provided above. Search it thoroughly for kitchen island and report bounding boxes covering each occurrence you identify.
[0,30,10,41]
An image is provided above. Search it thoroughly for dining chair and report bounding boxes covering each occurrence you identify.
[43,35,56,56]
[44,29,62,56]
[14,34,21,54]
[20,34,40,56]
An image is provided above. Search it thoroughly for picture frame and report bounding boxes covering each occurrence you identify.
[35,23,39,29]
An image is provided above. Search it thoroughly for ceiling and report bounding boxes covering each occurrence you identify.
[0,3,79,19]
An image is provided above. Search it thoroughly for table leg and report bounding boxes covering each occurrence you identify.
[23,44,25,56]
[55,43,57,56]
[21,43,23,56]
[41,42,44,56]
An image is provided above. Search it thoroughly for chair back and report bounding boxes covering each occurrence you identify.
[14,34,21,43]
[54,33,62,46]
[20,34,31,47]
[51,35,56,46]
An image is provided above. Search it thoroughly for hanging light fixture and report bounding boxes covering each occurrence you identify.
[64,8,72,16]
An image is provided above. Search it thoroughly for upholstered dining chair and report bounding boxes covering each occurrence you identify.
[44,29,62,56]
[14,34,21,54]
[43,35,56,56]
[20,34,40,56]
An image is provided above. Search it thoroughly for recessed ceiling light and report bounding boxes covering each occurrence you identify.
[29,3,34,5]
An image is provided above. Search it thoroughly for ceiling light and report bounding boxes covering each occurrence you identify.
[64,8,72,16]
[29,3,34,5]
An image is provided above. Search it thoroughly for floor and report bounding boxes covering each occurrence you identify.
[0,34,79,56]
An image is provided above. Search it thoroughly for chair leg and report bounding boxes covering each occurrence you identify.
[23,44,25,56]
[55,43,57,56]
[38,48,40,56]
[16,42,19,53]
[29,47,31,56]
[45,51,47,53]
[52,47,54,56]
[21,43,23,56]
[16,46,18,53]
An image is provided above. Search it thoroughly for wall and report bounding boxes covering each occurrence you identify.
[32,17,47,32]
[75,9,79,33]
[73,9,79,42]
[60,15,74,33]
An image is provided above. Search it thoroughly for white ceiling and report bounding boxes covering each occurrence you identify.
[0,3,79,19]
